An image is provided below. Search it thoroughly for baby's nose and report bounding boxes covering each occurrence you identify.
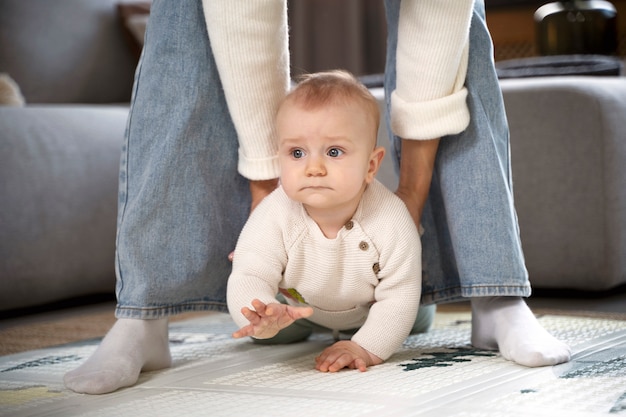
[306,157,326,176]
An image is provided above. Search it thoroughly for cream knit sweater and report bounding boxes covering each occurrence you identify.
[202,0,473,180]
[227,180,421,360]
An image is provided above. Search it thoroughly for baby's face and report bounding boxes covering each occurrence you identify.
[277,100,379,214]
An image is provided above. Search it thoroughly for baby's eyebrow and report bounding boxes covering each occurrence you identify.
[316,135,357,148]
[325,135,351,143]
[279,136,358,149]
[279,138,305,146]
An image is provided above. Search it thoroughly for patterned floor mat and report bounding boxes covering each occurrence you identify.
[1,312,624,417]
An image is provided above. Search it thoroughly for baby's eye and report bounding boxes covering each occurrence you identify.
[291,149,305,159]
[327,148,344,157]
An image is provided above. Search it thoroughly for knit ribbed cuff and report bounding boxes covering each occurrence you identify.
[390,87,470,140]
[237,148,280,180]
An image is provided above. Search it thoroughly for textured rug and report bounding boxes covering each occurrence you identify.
[0,308,207,356]
[0,312,625,417]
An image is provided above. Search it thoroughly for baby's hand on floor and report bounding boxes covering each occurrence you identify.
[233,299,313,340]
[315,341,382,372]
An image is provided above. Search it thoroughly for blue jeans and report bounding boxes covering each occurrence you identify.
[384,0,530,304]
[115,0,250,318]
[116,0,529,320]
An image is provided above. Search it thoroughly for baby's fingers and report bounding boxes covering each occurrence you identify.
[240,306,261,324]
[316,352,354,373]
[232,325,254,339]
[351,358,368,372]
[250,299,270,316]
[290,306,314,320]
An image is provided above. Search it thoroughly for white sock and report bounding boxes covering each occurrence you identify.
[64,318,171,394]
[471,296,571,367]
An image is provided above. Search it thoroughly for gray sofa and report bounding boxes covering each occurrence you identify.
[375,75,626,293]
[503,76,626,292]
[0,0,136,311]
[1,0,625,312]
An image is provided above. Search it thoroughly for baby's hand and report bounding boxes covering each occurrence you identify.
[315,340,383,372]
[233,299,313,340]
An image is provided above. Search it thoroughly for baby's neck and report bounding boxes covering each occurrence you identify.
[314,219,345,239]
[304,201,361,239]
[302,184,368,239]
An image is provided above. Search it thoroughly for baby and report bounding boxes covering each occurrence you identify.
[227,70,429,372]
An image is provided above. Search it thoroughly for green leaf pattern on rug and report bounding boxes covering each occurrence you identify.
[559,356,626,379]
[0,355,80,373]
[610,391,626,414]
[399,348,497,371]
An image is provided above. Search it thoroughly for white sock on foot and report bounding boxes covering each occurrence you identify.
[64,318,171,394]
[471,297,571,367]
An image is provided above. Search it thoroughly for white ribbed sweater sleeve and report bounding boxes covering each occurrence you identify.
[202,0,289,180]
[391,0,474,140]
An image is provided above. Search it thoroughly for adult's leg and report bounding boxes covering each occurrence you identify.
[64,0,249,394]
[383,0,570,367]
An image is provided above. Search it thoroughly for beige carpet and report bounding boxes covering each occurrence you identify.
[1,302,624,357]
[0,308,207,356]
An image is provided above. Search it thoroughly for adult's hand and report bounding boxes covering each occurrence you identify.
[249,178,279,213]
[229,178,279,262]
[395,138,440,227]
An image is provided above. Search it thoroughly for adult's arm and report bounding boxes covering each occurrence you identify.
[392,1,474,224]
[392,0,473,140]
[202,0,290,181]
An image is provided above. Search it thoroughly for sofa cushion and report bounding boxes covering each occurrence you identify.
[502,76,626,291]
[0,0,138,104]
[0,105,128,310]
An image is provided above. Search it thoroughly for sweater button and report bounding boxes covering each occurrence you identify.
[345,220,354,230]
[372,262,380,274]
[359,241,369,251]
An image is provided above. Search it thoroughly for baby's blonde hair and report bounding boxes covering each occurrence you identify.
[280,70,380,140]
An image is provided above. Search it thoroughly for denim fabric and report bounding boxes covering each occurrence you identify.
[115,0,530,319]
[384,0,531,304]
[115,0,250,318]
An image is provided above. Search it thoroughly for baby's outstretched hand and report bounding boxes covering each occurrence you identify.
[233,299,313,340]
[315,341,383,372]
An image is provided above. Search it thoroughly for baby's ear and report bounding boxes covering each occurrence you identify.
[366,146,386,183]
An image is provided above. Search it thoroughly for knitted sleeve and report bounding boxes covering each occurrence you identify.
[391,0,473,140]
[202,0,290,180]
[350,183,422,360]
[226,189,290,329]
